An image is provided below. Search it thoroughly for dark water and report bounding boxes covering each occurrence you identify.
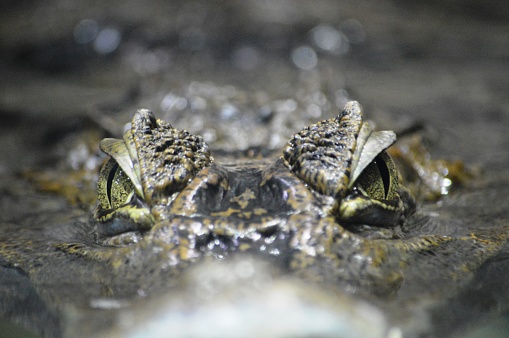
[1,1,508,337]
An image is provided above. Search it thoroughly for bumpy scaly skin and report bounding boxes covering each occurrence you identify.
[131,110,212,206]
[47,102,509,293]
[283,101,362,198]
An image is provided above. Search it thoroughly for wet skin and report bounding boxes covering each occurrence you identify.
[48,101,504,295]
[1,101,508,299]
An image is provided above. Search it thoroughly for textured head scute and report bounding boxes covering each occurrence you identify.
[283,101,363,198]
[132,109,212,204]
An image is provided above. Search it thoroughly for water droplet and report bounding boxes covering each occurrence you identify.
[219,104,238,120]
[73,19,99,44]
[291,45,318,70]
[441,178,452,195]
[93,27,121,54]
[310,24,342,52]
[161,93,188,111]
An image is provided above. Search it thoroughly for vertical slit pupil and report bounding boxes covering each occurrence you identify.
[107,162,119,206]
[375,155,390,198]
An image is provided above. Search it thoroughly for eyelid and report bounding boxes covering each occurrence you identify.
[349,127,396,189]
[100,138,144,199]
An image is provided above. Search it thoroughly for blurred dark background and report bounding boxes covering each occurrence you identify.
[0,1,508,337]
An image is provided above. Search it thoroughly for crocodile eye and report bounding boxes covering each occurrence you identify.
[95,156,154,242]
[340,150,403,227]
[282,101,404,227]
[355,151,398,201]
[105,162,135,209]
[93,108,215,242]
[95,135,154,239]
[97,158,135,211]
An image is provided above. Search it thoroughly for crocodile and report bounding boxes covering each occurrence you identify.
[81,101,412,288]
[1,101,508,336]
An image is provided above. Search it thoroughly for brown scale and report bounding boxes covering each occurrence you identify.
[282,101,362,198]
[131,110,212,204]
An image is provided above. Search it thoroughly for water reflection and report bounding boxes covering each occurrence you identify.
[73,19,121,55]
[1,1,509,337]
[310,24,348,55]
[73,19,99,45]
[291,45,318,70]
[93,27,121,55]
